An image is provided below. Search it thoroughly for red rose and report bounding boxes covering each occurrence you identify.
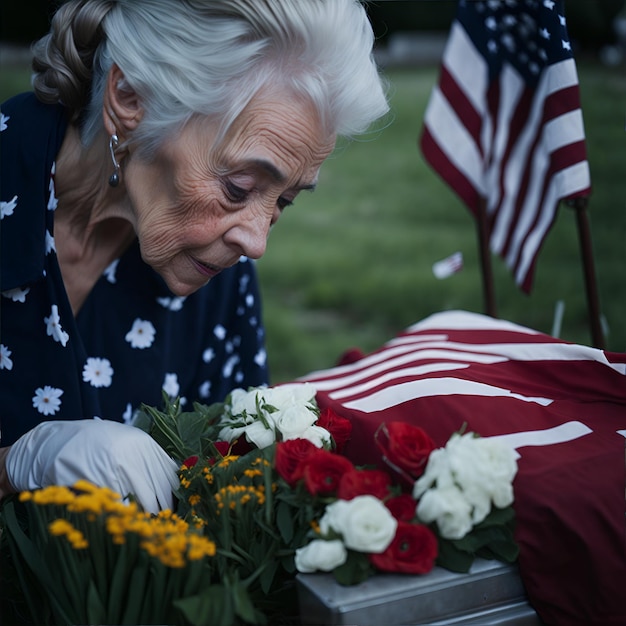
[385,494,418,522]
[183,455,199,468]
[300,449,354,496]
[376,421,436,481]
[206,441,237,465]
[337,468,392,501]
[274,439,318,486]
[369,522,438,575]
[316,407,352,453]
[213,441,231,457]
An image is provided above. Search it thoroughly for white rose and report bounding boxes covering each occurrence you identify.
[282,425,331,448]
[295,539,347,573]
[217,424,246,443]
[417,484,473,540]
[242,420,276,449]
[228,387,263,417]
[273,404,318,439]
[413,447,453,498]
[447,434,517,512]
[267,383,317,409]
[320,495,398,554]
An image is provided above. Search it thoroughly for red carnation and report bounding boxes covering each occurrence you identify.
[385,494,418,522]
[376,421,436,481]
[316,407,352,453]
[369,522,438,575]
[337,468,392,501]
[274,439,318,486]
[300,449,354,496]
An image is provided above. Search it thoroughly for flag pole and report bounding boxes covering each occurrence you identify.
[565,196,605,349]
[477,196,497,318]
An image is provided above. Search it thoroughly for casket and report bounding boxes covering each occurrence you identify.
[297,311,626,626]
[298,559,542,625]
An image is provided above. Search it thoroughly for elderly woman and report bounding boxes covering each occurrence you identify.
[0,0,388,511]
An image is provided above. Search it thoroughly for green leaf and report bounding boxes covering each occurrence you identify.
[275,501,294,544]
[86,579,106,624]
[332,551,372,586]
[233,579,258,623]
[120,557,149,625]
[435,538,474,573]
[259,559,280,595]
[175,585,234,626]
[107,541,130,622]
[475,505,516,528]
[2,501,76,624]
[477,538,519,563]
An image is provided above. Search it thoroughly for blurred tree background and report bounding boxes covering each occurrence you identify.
[1,1,624,50]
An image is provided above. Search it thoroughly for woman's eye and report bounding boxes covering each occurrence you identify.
[224,181,249,204]
[277,196,294,211]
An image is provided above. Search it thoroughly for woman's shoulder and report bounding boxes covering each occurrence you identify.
[2,93,70,153]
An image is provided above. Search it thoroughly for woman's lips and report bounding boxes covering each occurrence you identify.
[190,256,223,278]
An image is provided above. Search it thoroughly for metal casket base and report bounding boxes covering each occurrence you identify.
[297,558,543,625]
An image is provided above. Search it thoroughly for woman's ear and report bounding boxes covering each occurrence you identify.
[103,63,144,138]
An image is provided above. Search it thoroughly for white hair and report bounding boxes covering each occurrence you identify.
[34,0,389,156]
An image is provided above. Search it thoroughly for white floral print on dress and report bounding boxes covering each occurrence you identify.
[162,373,180,398]
[0,344,13,370]
[0,113,9,131]
[254,348,267,368]
[45,230,56,254]
[83,357,114,388]
[157,296,186,311]
[198,380,211,398]
[32,385,63,416]
[44,304,69,347]
[1,195,17,219]
[103,258,119,284]
[125,318,156,349]
[2,287,30,303]
[47,163,58,211]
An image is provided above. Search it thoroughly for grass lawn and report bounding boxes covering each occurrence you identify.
[2,57,624,384]
[256,61,626,383]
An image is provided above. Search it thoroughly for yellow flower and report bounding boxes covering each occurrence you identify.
[31,485,76,505]
[189,494,201,506]
[48,519,75,536]
[48,519,88,550]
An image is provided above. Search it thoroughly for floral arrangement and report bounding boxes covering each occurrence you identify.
[0,481,241,625]
[0,384,519,625]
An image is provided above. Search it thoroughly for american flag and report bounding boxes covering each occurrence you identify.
[300,310,626,624]
[420,0,591,292]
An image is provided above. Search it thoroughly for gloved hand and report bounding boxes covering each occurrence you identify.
[4,419,179,514]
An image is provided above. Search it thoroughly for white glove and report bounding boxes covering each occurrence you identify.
[5,419,179,514]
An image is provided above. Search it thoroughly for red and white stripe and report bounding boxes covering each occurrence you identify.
[420,21,591,292]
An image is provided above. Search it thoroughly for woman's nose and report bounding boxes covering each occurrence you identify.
[223,211,271,260]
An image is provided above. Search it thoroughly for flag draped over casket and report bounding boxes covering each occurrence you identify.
[420,0,591,292]
[300,311,626,625]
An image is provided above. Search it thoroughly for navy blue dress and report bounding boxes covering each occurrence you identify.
[0,93,270,446]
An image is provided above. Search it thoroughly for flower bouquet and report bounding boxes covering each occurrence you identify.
[1,383,520,625]
[0,481,249,626]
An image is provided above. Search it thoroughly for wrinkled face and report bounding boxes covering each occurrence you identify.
[124,93,335,296]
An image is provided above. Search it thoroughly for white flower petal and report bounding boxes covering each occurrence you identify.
[295,540,347,573]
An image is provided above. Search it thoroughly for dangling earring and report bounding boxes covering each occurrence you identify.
[108,133,120,187]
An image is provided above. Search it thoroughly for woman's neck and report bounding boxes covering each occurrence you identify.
[53,124,136,314]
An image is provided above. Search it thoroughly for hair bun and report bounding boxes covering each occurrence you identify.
[32,0,115,119]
